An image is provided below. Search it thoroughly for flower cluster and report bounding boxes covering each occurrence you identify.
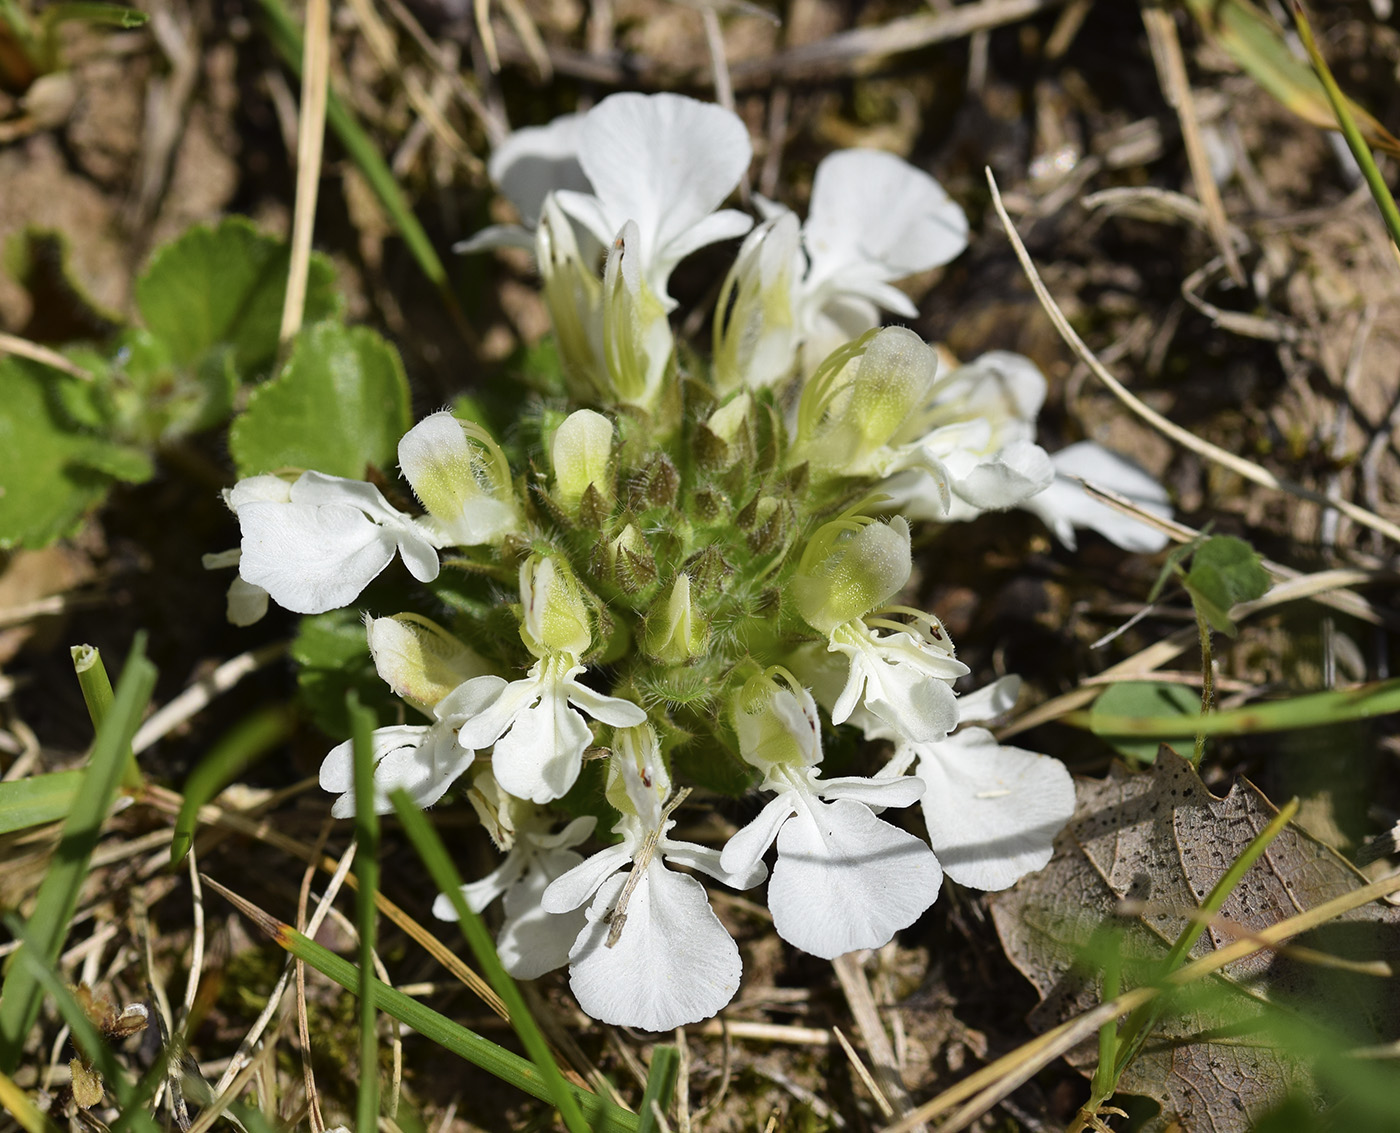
[215,92,1170,1031]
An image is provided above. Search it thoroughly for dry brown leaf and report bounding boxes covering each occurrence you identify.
[990,748,1400,1131]
[70,1057,103,1109]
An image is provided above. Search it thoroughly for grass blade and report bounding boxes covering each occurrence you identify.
[253,0,469,334]
[349,693,381,1130]
[1291,1,1400,251]
[171,705,294,863]
[1181,0,1400,157]
[203,875,639,1133]
[389,789,593,1133]
[72,644,141,789]
[1077,677,1400,740]
[0,770,83,834]
[636,1045,678,1133]
[0,635,157,1073]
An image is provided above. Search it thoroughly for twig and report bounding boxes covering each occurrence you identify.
[1141,2,1243,284]
[131,643,287,754]
[986,167,1400,546]
[0,332,94,380]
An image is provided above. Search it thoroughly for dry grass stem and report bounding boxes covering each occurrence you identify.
[278,0,331,345]
[132,643,287,754]
[987,167,1400,546]
[0,332,95,380]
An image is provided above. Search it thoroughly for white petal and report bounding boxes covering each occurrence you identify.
[815,774,925,810]
[769,799,942,959]
[1023,441,1172,553]
[225,576,269,626]
[803,149,968,291]
[568,863,742,1030]
[226,474,293,511]
[573,93,752,298]
[496,854,590,979]
[947,440,1054,512]
[397,411,516,547]
[395,522,443,583]
[917,728,1075,891]
[487,113,590,226]
[565,677,649,728]
[490,681,593,803]
[956,675,1022,724]
[432,850,526,919]
[663,839,766,890]
[719,793,798,879]
[289,471,402,525]
[238,499,397,614]
[454,224,537,254]
[319,724,448,818]
[541,844,633,913]
[859,650,961,744]
[450,675,533,749]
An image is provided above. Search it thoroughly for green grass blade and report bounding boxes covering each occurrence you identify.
[72,644,141,790]
[1077,678,1400,740]
[1111,798,1300,1081]
[389,788,594,1133]
[349,693,381,1131]
[1291,1,1400,251]
[171,704,294,863]
[0,770,83,834]
[2,915,164,1133]
[0,635,158,1073]
[253,0,463,322]
[636,1045,678,1133]
[203,876,638,1133]
[0,1063,63,1133]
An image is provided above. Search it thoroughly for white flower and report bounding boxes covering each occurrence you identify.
[456,113,590,253]
[600,220,674,409]
[831,344,1053,517]
[448,558,646,803]
[793,514,968,743]
[204,475,295,625]
[236,471,441,615]
[722,677,942,959]
[1021,441,1172,552]
[555,92,753,308]
[540,727,764,1031]
[433,779,597,979]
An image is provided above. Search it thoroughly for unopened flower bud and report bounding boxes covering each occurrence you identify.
[602,221,673,410]
[796,327,939,477]
[367,614,490,710]
[552,409,613,510]
[732,672,821,772]
[793,516,912,635]
[643,573,708,664]
[398,411,520,545]
[520,556,592,658]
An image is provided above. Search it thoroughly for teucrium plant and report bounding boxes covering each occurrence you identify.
[216,91,1174,1032]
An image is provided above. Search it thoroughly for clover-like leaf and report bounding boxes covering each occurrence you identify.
[135,216,339,376]
[1181,534,1270,637]
[292,609,398,740]
[228,322,412,480]
[1089,680,1200,765]
[0,358,155,549]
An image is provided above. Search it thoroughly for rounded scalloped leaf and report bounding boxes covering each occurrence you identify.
[228,322,412,480]
[135,216,340,375]
[0,358,154,549]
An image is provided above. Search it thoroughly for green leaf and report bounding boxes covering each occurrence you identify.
[135,217,339,376]
[1088,681,1200,764]
[229,322,412,480]
[292,609,398,740]
[1181,535,1270,637]
[0,358,155,549]
[0,771,83,834]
